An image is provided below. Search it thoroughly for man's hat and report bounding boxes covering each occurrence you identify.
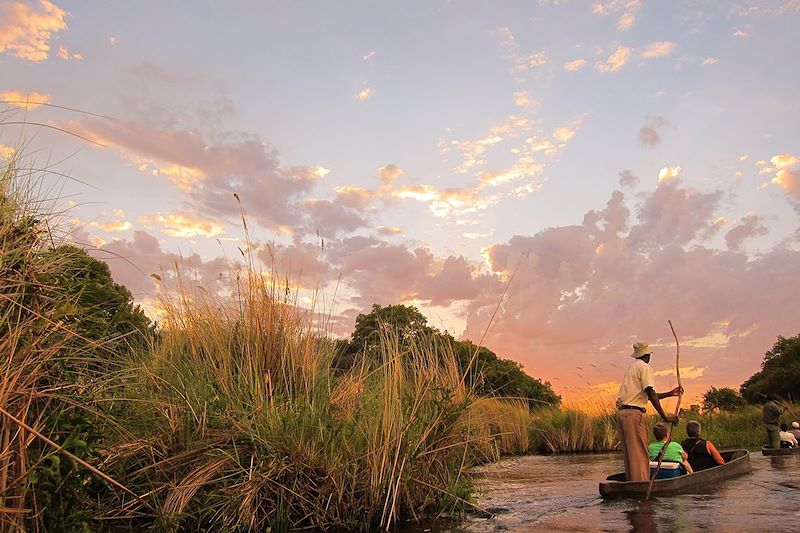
[793,422,799,429]
[630,342,652,358]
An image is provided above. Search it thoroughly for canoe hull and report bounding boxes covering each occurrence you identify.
[761,445,800,456]
[599,450,751,499]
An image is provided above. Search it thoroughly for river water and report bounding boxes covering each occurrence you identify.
[424,452,800,532]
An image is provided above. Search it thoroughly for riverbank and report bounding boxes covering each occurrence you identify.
[529,404,777,454]
[1,164,536,531]
[2,160,790,531]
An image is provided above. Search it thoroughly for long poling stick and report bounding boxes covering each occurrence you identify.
[646,320,683,500]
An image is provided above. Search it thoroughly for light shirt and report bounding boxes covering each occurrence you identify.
[616,358,655,409]
[779,431,798,446]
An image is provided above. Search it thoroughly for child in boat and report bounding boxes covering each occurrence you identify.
[648,422,693,478]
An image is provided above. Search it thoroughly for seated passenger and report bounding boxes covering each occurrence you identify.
[680,420,725,471]
[779,423,798,448]
[791,422,800,441]
[648,422,693,478]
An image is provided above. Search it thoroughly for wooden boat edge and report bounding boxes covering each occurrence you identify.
[598,449,752,498]
[761,445,800,456]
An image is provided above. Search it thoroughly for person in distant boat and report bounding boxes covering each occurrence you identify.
[790,421,800,441]
[680,420,724,471]
[648,422,693,477]
[779,423,798,448]
[762,394,783,448]
[615,342,682,481]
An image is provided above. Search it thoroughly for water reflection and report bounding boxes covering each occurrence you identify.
[622,501,657,532]
[415,452,800,532]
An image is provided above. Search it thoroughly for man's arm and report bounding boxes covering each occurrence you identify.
[646,387,679,424]
[656,387,683,400]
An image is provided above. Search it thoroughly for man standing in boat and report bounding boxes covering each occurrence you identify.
[762,394,782,448]
[615,342,682,481]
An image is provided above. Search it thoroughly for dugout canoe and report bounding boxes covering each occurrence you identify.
[761,445,800,456]
[599,450,751,498]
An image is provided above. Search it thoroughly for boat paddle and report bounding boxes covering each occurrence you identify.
[646,320,683,500]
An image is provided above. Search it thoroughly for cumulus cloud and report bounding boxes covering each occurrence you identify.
[657,165,681,182]
[618,169,639,188]
[0,89,51,108]
[497,26,548,80]
[460,180,799,403]
[514,91,540,110]
[638,127,660,148]
[0,0,67,62]
[563,58,586,71]
[61,118,329,233]
[139,212,225,238]
[91,230,231,298]
[303,198,367,238]
[641,41,676,59]
[595,46,631,72]
[327,236,499,308]
[724,213,768,251]
[703,57,718,65]
[377,164,404,186]
[591,1,642,30]
[355,87,374,101]
[769,153,800,203]
[732,29,749,37]
[638,116,669,149]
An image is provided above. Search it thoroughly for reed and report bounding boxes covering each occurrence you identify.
[97,258,521,530]
[0,152,118,530]
[530,407,617,453]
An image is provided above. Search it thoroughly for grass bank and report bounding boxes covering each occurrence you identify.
[530,404,786,454]
[1,155,534,531]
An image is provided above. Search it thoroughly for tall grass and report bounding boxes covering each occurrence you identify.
[99,266,528,530]
[1,152,115,530]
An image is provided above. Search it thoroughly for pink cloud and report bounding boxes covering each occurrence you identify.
[91,230,231,298]
[724,213,768,251]
[63,118,327,232]
[458,182,800,403]
[0,0,67,62]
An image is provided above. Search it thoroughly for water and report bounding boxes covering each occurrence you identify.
[414,452,800,532]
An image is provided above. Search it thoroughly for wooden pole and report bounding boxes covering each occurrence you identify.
[646,320,683,500]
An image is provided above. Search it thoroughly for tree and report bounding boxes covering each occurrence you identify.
[345,303,434,359]
[338,303,560,406]
[740,335,800,403]
[39,245,153,352]
[450,337,560,406]
[702,386,746,412]
[740,334,800,403]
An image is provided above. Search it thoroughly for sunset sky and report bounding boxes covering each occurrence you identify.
[2,0,799,407]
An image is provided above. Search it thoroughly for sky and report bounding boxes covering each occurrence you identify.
[2,0,799,407]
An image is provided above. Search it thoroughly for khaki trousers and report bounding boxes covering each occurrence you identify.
[616,409,649,481]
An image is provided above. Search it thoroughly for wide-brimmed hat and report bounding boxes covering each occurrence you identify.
[630,342,652,358]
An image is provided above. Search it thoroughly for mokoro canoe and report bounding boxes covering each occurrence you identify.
[599,450,751,498]
[761,445,800,456]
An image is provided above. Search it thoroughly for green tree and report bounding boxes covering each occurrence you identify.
[339,303,560,406]
[740,334,800,403]
[345,303,434,359]
[702,386,746,412]
[450,337,560,406]
[40,245,153,352]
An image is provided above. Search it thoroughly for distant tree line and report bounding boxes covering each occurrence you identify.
[701,333,800,411]
[334,303,560,407]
